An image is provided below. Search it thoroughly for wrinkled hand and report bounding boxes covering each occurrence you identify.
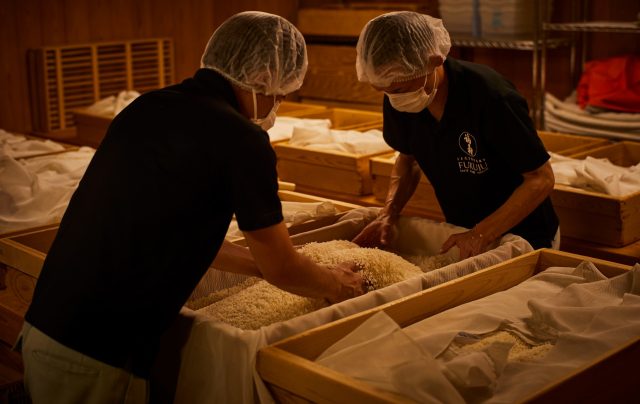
[326,262,365,304]
[440,229,492,260]
[352,214,397,249]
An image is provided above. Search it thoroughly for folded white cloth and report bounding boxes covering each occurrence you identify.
[0,147,95,233]
[267,116,332,143]
[0,129,65,159]
[550,152,640,196]
[289,126,392,155]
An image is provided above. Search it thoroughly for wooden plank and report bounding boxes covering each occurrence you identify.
[294,106,382,130]
[538,131,610,156]
[277,159,371,196]
[560,236,640,267]
[0,265,35,345]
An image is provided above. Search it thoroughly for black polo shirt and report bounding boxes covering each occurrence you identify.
[383,57,558,248]
[25,69,283,377]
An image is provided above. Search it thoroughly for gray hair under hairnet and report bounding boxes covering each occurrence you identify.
[356,11,451,88]
[201,11,307,96]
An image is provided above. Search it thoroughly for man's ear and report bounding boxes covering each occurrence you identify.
[426,54,445,72]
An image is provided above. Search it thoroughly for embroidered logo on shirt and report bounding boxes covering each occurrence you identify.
[459,132,477,157]
[457,131,488,174]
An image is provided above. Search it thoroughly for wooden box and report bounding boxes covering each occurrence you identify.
[538,130,610,155]
[275,143,390,197]
[0,224,58,345]
[294,107,382,131]
[277,101,328,117]
[370,153,445,221]
[73,107,113,147]
[73,101,330,148]
[257,249,635,403]
[551,141,640,247]
[226,190,362,246]
[28,38,174,140]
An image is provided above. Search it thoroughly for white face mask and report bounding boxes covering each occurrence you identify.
[251,90,280,131]
[386,72,438,113]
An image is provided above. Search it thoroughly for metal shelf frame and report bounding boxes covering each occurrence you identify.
[539,0,640,129]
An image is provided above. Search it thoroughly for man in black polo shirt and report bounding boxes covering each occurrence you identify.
[19,12,364,403]
[352,11,559,258]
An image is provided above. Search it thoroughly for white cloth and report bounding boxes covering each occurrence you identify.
[545,92,640,141]
[225,200,337,240]
[316,262,640,403]
[288,126,392,155]
[267,116,331,143]
[0,129,65,159]
[170,207,533,403]
[85,91,140,117]
[0,148,95,234]
[550,152,640,196]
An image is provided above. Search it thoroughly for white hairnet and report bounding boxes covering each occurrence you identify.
[201,11,307,96]
[356,11,451,88]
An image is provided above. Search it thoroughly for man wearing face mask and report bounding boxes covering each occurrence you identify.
[352,11,559,258]
[18,11,364,403]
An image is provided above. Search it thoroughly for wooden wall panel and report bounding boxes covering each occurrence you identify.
[0,0,298,134]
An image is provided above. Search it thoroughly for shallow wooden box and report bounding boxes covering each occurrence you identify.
[73,107,113,147]
[370,153,445,221]
[0,224,58,345]
[551,141,640,247]
[293,107,382,131]
[277,101,328,117]
[257,249,636,403]
[538,130,610,155]
[73,102,331,148]
[275,144,389,197]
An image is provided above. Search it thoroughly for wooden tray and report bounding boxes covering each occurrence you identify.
[277,101,328,117]
[293,107,382,131]
[538,130,610,155]
[257,249,635,403]
[370,153,445,221]
[551,141,640,247]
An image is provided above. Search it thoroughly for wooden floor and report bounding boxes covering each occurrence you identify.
[0,341,28,403]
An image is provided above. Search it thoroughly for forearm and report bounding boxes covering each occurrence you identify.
[244,223,340,300]
[211,240,262,277]
[474,163,555,242]
[381,153,421,219]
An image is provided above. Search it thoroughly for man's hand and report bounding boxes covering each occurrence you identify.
[352,214,397,249]
[326,262,366,304]
[440,228,492,259]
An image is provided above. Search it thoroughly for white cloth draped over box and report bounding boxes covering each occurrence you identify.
[224,200,338,240]
[288,126,392,155]
[317,261,640,403]
[0,129,65,159]
[0,147,95,233]
[550,151,640,196]
[169,207,533,404]
[267,116,332,143]
[544,92,640,141]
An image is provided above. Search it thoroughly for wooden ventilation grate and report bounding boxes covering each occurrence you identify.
[27,38,174,137]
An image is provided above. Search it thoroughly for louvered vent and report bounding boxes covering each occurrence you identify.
[28,38,174,136]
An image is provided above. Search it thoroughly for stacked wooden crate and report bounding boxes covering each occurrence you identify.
[553,141,640,265]
[274,107,386,198]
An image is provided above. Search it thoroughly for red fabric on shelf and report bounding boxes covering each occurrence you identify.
[577,55,640,113]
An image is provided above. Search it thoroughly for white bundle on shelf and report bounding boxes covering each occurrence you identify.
[288,126,392,155]
[267,116,332,143]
